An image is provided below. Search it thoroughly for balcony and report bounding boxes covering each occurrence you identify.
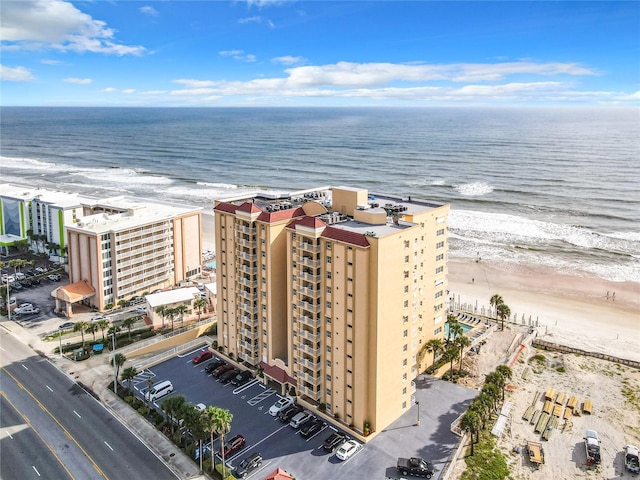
[300,257,320,268]
[298,370,321,385]
[297,385,320,400]
[300,329,320,343]
[411,381,416,394]
[236,237,255,248]
[239,315,259,327]
[299,242,320,253]
[299,356,320,370]
[299,301,321,314]
[237,250,257,262]
[299,271,320,283]
[299,286,319,297]
[238,290,256,302]
[237,277,257,288]
[299,315,321,329]
[236,225,256,235]
[299,343,320,356]
[239,264,257,275]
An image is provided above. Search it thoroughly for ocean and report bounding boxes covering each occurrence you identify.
[1,107,638,283]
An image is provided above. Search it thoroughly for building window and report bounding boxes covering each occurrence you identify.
[436,241,444,249]
[405,255,409,264]
[404,240,410,248]
[327,346,332,353]
[403,401,407,409]
[403,387,407,395]
[436,253,444,261]
[327,256,332,264]
[404,271,409,279]
[326,375,331,382]
[403,358,407,366]
[403,329,408,338]
[326,286,332,294]
[404,285,409,294]
[327,271,332,279]
[404,300,409,308]
[437,228,445,236]
[326,242,332,249]
[326,331,332,338]
[326,301,332,309]
[436,266,444,274]
[403,373,407,381]
[403,344,408,352]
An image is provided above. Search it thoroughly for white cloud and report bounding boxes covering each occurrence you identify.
[1,0,146,56]
[142,90,168,95]
[64,77,92,84]
[102,87,117,92]
[173,79,216,88]
[139,6,159,17]
[0,64,35,82]
[272,56,305,66]
[122,89,136,94]
[219,50,257,62]
[238,16,262,24]
[41,59,63,65]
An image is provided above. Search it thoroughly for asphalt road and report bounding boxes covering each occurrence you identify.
[0,329,178,480]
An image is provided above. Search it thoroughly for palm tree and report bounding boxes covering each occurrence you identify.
[155,305,168,329]
[96,319,110,341]
[468,396,491,430]
[496,365,513,384]
[207,406,233,476]
[481,382,501,411]
[146,377,154,410]
[121,366,138,394]
[423,338,443,371]
[112,353,126,381]
[117,299,127,309]
[183,406,207,470]
[122,317,136,341]
[74,321,88,349]
[460,410,481,455]
[86,323,98,341]
[490,294,503,318]
[165,307,177,331]
[443,345,460,379]
[193,298,206,321]
[174,304,188,328]
[455,335,471,371]
[161,395,187,435]
[496,302,511,331]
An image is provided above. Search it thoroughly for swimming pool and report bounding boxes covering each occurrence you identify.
[205,261,216,269]
[445,321,474,337]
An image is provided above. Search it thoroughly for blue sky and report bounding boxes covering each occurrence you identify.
[1,1,639,107]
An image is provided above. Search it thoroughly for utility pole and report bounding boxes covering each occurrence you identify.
[415,401,420,426]
[111,333,117,394]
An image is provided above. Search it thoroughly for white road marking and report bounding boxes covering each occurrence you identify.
[73,410,81,418]
[46,385,53,392]
[32,466,41,476]
[21,364,28,370]
[104,441,114,451]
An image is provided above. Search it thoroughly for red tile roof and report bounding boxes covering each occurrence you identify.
[213,202,237,214]
[322,226,370,247]
[258,207,306,223]
[263,468,294,480]
[259,361,297,386]
[236,202,262,214]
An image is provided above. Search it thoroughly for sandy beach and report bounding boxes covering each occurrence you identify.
[202,210,639,361]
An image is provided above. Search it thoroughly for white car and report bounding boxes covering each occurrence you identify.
[14,306,41,316]
[195,403,207,412]
[18,303,34,309]
[48,274,62,281]
[269,397,294,416]
[335,440,361,461]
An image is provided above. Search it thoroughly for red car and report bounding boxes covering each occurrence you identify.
[219,434,245,457]
[212,364,235,378]
[192,349,213,364]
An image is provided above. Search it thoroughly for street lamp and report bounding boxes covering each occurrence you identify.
[415,401,420,426]
[5,277,11,322]
[110,332,117,394]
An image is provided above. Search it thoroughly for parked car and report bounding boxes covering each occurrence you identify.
[59,322,75,330]
[48,274,62,281]
[585,430,601,466]
[219,368,240,384]
[192,349,214,364]
[14,306,41,315]
[300,418,326,439]
[91,315,107,322]
[230,370,253,386]
[323,431,347,452]
[289,410,314,429]
[204,358,226,374]
[269,396,294,416]
[397,457,433,478]
[234,452,263,477]
[10,281,23,290]
[278,404,303,423]
[15,272,26,280]
[212,364,235,378]
[35,267,48,274]
[336,439,362,461]
[18,303,34,309]
[219,434,245,457]
[195,403,207,413]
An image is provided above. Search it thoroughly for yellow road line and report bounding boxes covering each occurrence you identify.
[1,367,108,479]
[1,391,76,480]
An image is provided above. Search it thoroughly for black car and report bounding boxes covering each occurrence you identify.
[300,418,326,439]
[234,452,263,478]
[204,359,226,374]
[219,368,240,384]
[278,404,304,423]
[323,431,347,452]
[297,415,317,433]
[230,370,253,386]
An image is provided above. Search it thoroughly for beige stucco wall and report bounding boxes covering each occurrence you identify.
[125,322,214,358]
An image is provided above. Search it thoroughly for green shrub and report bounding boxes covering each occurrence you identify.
[557,366,566,373]
[124,395,134,404]
[137,406,149,416]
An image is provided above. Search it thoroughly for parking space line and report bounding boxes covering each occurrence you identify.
[247,389,276,406]
[232,378,259,395]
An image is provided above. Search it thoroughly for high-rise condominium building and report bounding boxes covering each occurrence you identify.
[60,197,202,314]
[214,186,449,434]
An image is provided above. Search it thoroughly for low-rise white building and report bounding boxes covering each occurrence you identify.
[146,287,201,329]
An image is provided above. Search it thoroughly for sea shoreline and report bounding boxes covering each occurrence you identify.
[201,211,640,362]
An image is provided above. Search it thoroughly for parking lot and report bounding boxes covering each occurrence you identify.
[131,347,477,480]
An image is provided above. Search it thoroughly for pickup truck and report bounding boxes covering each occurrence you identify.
[584,430,601,466]
[397,457,433,478]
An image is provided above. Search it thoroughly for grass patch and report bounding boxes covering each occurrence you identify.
[556,366,566,373]
[622,382,640,413]
[461,431,511,480]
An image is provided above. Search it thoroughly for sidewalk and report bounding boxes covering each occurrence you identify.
[1,317,206,480]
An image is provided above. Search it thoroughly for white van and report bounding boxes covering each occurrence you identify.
[145,380,174,402]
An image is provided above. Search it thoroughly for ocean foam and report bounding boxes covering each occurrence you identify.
[454,181,494,196]
[70,169,174,185]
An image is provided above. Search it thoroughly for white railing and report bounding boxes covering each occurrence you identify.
[131,336,213,370]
